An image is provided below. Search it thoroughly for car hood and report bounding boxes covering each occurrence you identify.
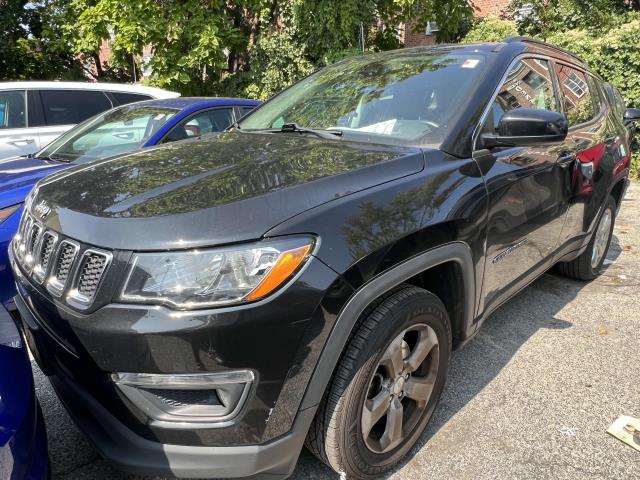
[0,157,69,209]
[32,132,425,250]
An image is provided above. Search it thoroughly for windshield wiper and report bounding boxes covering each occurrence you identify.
[279,123,343,139]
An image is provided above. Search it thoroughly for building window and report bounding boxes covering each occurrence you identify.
[564,72,587,98]
[425,21,439,36]
[524,71,546,90]
[514,4,534,21]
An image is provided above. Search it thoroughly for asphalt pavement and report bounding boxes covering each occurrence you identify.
[35,181,640,480]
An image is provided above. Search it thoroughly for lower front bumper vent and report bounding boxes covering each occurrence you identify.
[111,371,255,427]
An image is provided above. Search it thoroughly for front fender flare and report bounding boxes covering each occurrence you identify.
[300,241,475,410]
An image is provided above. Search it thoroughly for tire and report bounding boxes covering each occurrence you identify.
[305,285,451,479]
[556,195,616,281]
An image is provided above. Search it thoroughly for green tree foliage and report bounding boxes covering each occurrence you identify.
[505,0,639,39]
[0,0,84,80]
[461,16,517,43]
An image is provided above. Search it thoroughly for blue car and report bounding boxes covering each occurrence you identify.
[0,309,48,479]
[0,97,260,315]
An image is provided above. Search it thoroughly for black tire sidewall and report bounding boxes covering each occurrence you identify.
[585,196,616,277]
[338,290,451,477]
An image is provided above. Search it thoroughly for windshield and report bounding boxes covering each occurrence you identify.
[239,50,488,146]
[39,105,178,163]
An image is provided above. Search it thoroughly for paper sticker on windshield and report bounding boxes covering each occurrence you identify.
[462,59,480,69]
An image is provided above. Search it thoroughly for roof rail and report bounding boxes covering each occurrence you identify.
[502,35,588,67]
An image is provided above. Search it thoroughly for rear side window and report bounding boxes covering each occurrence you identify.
[0,90,26,129]
[164,107,235,143]
[40,90,113,126]
[240,106,255,116]
[484,58,557,133]
[110,92,153,106]
[555,64,598,126]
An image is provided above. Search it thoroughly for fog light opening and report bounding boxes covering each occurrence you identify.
[111,370,255,426]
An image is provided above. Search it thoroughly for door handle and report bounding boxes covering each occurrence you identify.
[6,138,35,146]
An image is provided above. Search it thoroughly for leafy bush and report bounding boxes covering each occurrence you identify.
[242,30,314,100]
[545,15,640,178]
[461,17,518,44]
[547,16,640,108]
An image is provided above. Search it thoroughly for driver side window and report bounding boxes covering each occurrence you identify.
[484,58,557,134]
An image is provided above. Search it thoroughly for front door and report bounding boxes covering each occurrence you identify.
[476,57,569,314]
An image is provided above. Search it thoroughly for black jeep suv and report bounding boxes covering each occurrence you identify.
[10,37,634,479]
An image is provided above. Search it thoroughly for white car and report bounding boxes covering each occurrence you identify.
[0,82,179,160]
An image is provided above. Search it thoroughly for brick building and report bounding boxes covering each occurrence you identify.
[401,0,512,47]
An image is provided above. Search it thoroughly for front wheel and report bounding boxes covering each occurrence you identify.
[556,195,616,281]
[305,285,451,479]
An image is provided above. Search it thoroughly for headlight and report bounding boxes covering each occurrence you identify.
[0,203,22,224]
[120,237,314,309]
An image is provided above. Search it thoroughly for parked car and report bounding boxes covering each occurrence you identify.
[0,81,180,160]
[0,309,48,480]
[0,97,260,321]
[9,37,634,479]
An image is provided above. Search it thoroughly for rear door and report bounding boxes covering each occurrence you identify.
[476,56,569,314]
[35,89,113,149]
[554,64,623,249]
[0,89,35,159]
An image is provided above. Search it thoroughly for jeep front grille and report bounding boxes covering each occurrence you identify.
[13,212,112,309]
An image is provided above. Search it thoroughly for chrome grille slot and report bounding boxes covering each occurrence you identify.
[14,215,32,261]
[77,252,109,298]
[39,232,57,270]
[32,231,58,283]
[27,223,41,255]
[56,243,77,283]
[67,249,112,308]
[32,231,57,283]
[46,240,79,296]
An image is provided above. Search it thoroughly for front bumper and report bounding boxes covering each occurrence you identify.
[12,252,344,477]
[48,362,315,478]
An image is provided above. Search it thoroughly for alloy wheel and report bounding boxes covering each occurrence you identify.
[591,207,612,268]
[361,323,440,454]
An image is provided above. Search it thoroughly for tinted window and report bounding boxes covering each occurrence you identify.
[110,92,153,106]
[555,64,597,126]
[40,90,113,126]
[485,58,557,133]
[164,108,234,143]
[603,82,624,118]
[240,51,490,146]
[0,90,26,129]
[240,106,255,116]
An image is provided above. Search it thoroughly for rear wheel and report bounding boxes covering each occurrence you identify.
[305,285,451,479]
[556,195,616,281]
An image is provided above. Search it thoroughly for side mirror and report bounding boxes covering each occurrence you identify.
[481,108,568,148]
[623,107,640,123]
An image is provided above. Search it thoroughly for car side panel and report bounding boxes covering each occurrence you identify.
[266,149,488,329]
